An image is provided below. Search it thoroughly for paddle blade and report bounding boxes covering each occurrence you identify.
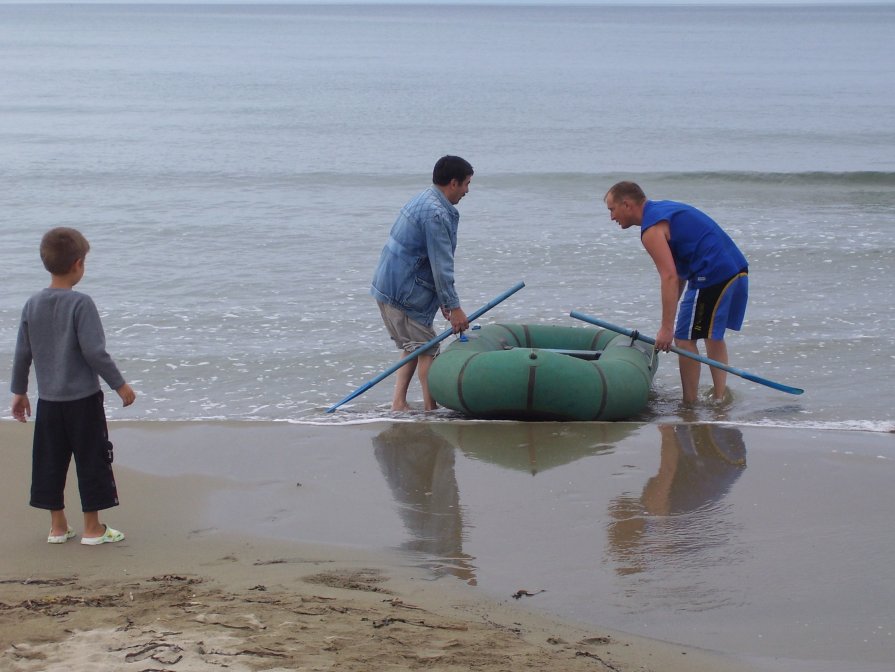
[737,370,804,395]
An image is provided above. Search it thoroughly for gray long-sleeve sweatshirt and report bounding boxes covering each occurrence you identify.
[10,288,126,401]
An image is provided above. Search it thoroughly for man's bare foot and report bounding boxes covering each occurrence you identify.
[707,386,734,405]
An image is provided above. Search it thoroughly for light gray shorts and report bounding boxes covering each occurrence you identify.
[377,301,438,355]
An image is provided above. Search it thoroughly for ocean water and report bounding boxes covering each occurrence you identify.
[1,3,893,431]
[2,5,895,669]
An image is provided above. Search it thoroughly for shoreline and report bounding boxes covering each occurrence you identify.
[0,419,766,672]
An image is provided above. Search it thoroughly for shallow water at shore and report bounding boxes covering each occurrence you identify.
[106,420,895,671]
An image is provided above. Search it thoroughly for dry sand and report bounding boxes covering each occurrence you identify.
[0,420,760,672]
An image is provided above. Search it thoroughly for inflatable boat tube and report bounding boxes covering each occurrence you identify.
[428,323,657,421]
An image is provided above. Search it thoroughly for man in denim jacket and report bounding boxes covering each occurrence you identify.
[371,156,474,411]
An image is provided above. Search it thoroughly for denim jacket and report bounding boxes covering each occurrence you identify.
[371,186,461,327]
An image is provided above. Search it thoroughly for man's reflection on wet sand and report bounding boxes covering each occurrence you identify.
[607,423,747,580]
[373,423,477,584]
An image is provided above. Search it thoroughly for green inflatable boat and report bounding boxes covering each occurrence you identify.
[428,323,658,421]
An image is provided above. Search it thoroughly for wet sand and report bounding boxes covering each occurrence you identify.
[2,419,892,671]
[0,419,767,672]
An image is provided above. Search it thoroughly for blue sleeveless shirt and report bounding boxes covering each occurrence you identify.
[640,200,747,288]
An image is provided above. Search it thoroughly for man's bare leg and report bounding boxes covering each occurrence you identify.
[674,338,701,404]
[704,338,729,401]
[417,354,437,411]
[392,357,417,411]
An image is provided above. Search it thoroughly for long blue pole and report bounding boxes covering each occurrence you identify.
[326,281,526,413]
[570,310,804,396]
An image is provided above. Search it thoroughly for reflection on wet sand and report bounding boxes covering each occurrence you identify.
[607,424,747,603]
[373,423,477,584]
[374,422,641,585]
[430,422,638,474]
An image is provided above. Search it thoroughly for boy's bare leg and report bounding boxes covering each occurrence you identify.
[49,509,69,537]
[674,338,701,404]
[417,354,437,411]
[82,510,105,538]
[704,338,729,400]
[391,357,417,411]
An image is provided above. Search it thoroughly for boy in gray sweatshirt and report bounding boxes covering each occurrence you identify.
[11,228,136,545]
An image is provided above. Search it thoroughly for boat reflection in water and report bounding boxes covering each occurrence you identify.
[606,423,748,605]
[429,421,638,475]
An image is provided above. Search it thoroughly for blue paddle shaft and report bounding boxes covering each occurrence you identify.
[570,310,804,396]
[326,281,526,413]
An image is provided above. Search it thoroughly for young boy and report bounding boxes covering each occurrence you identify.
[10,227,136,545]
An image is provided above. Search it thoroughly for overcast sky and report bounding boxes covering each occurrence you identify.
[2,0,891,5]
[1,0,892,7]
[293,0,888,3]
[252,0,887,4]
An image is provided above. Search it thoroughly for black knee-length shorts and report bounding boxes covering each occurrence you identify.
[30,391,119,513]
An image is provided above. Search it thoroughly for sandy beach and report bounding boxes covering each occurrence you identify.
[0,419,772,672]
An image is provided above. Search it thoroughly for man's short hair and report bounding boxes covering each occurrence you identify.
[606,181,647,204]
[433,155,474,186]
[40,227,90,275]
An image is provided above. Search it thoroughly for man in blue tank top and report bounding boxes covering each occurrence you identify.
[604,181,748,403]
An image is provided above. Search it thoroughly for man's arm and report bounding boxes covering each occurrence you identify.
[641,221,683,351]
[426,211,468,332]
